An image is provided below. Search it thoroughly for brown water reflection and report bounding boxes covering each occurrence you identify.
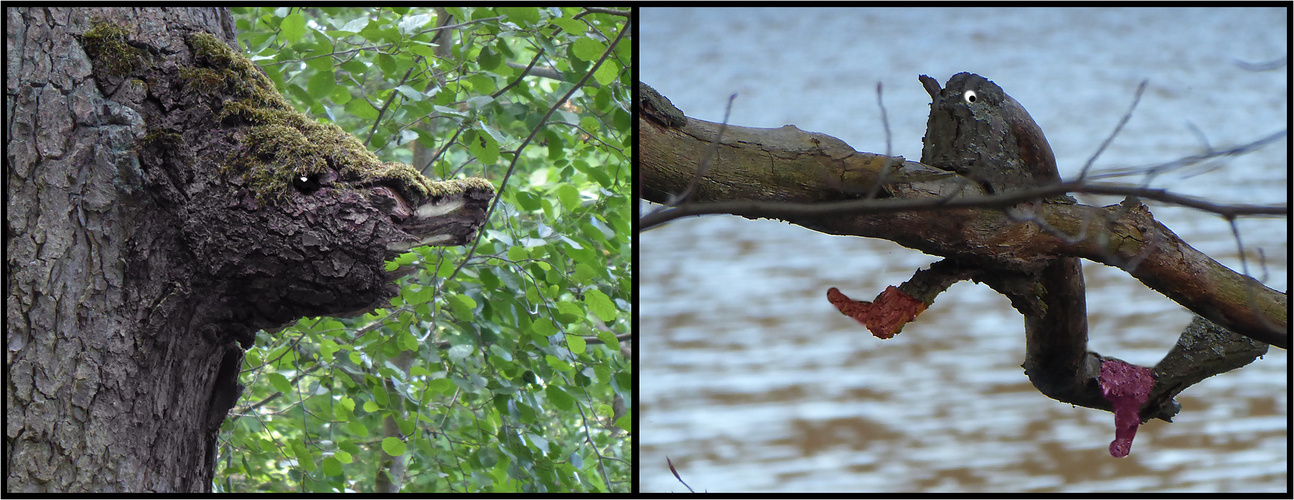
[640,216,1287,493]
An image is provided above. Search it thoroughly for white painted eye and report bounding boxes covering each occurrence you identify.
[963,90,977,104]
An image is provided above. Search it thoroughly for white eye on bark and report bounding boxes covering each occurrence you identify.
[963,90,977,104]
[293,173,322,194]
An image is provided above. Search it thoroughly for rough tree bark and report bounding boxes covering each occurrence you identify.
[637,82,1281,451]
[638,83,1286,349]
[6,7,493,492]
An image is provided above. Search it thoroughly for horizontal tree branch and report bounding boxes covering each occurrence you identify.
[639,100,1287,349]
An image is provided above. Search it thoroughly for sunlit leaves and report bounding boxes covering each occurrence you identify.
[281,11,306,42]
[571,37,605,62]
[583,289,615,322]
[381,437,408,457]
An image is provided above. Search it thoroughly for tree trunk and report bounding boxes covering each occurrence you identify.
[6,7,492,492]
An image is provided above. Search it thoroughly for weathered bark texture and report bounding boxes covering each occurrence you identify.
[6,7,493,492]
[637,82,1282,426]
[638,83,1286,349]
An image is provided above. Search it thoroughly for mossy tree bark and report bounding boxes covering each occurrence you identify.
[6,7,492,492]
[6,8,241,492]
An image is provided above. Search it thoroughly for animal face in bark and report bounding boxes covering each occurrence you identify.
[919,72,1058,194]
[109,29,496,333]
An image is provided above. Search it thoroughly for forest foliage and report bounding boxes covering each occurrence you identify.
[214,7,631,493]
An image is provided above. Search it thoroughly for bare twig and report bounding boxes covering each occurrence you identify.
[1078,80,1148,181]
[666,456,696,493]
[670,93,738,206]
[640,181,1285,230]
[1076,129,1286,182]
[864,81,893,201]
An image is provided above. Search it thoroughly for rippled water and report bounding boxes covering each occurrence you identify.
[639,7,1288,493]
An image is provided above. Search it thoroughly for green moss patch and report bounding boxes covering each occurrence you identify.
[183,32,480,204]
[81,20,147,76]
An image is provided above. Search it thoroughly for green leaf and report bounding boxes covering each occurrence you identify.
[329,86,352,105]
[596,330,620,351]
[533,318,557,337]
[583,289,616,322]
[545,354,572,373]
[282,11,306,42]
[513,191,541,212]
[573,263,598,285]
[339,17,369,33]
[448,344,473,362]
[322,456,343,476]
[405,285,434,305]
[345,99,379,120]
[468,74,496,94]
[565,334,586,355]
[340,59,367,74]
[428,378,453,394]
[499,7,542,27]
[555,301,583,324]
[320,338,339,362]
[305,54,335,73]
[292,440,316,472]
[268,373,293,394]
[478,47,502,72]
[381,437,408,457]
[408,41,438,59]
[488,343,513,362]
[555,184,580,212]
[398,12,434,34]
[593,364,611,384]
[378,53,397,75]
[307,71,336,100]
[468,130,499,166]
[394,85,425,101]
[448,293,477,319]
[593,60,618,87]
[572,37,605,62]
[334,450,353,464]
[550,18,586,35]
[333,400,352,420]
[545,385,575,411]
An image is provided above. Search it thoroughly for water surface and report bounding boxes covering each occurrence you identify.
[640,7,1288,493]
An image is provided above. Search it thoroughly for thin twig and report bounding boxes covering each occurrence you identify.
[671,93,738,206]
[640,181,1285,230]
[863,81,892,201]
[666,456,696,493]
[1078,80,1148,181]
